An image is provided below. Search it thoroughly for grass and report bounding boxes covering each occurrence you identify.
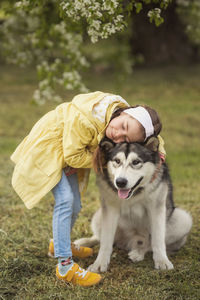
[0,64,200,299]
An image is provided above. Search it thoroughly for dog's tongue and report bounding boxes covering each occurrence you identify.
[118,189,130,199]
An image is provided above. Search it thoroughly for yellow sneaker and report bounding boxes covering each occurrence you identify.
[71,243,93,258]
[48,239,93,258]
[56,263,102,287]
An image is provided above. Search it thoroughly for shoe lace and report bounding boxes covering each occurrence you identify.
[75,267,88,279]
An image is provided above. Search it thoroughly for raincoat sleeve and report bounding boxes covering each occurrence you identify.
[63,118,95,169]
[158,135,166,160]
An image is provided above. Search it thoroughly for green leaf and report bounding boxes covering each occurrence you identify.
[135,2,143,14]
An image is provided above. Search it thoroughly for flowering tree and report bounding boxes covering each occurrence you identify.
[177,0,200,45]
[0,0,199,103]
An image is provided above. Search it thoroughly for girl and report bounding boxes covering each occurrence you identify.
[11,91,165,287]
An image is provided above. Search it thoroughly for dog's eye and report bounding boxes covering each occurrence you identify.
[132,159,141,166]
[114,158,121,164]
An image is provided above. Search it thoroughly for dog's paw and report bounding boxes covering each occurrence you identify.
[128,249,144,262]
[88,259,109,273]
[154,257,174,270]
[74,237,89,247]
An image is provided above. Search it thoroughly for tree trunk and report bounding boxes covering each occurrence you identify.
[131,1,200,66]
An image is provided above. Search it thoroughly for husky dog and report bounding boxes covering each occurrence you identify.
[75,138,192,272]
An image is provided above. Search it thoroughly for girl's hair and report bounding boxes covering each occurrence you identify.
[93,105,162,173]
[110,105,162,136]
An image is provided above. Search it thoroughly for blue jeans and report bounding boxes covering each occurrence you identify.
[52,170,81,258]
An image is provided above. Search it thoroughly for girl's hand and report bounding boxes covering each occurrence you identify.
[64,167,77,176]
[159,152,165,162]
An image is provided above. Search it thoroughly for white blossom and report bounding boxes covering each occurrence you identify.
[1,0,188,105]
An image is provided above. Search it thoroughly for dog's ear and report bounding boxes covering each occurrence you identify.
[100,138,115,152]
[144,137,159,152]
[93,138,115,173]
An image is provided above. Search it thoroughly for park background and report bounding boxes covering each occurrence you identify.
[0,1,200,299]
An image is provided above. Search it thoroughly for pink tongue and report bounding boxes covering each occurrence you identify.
[118,189,131,199]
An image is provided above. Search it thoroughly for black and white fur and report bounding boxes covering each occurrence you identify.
[75,138,192,272]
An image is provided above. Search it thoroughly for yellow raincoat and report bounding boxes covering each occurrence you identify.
[11,91,165,209]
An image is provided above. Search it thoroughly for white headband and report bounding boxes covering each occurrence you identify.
[124,107,154,140]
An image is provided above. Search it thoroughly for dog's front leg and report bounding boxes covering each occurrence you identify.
[147,195,174,270]
[88,205,120,273]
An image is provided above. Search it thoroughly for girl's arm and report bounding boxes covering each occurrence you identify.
[63,118,94,169]
[158,135,166,161]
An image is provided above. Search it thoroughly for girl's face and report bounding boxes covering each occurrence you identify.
[106,112,145,143]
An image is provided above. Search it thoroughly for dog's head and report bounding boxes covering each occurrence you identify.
[99,137,160,200]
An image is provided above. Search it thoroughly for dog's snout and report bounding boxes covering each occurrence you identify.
[116,177,128,188]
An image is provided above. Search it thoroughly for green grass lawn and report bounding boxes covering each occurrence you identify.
[0,64,200,299]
